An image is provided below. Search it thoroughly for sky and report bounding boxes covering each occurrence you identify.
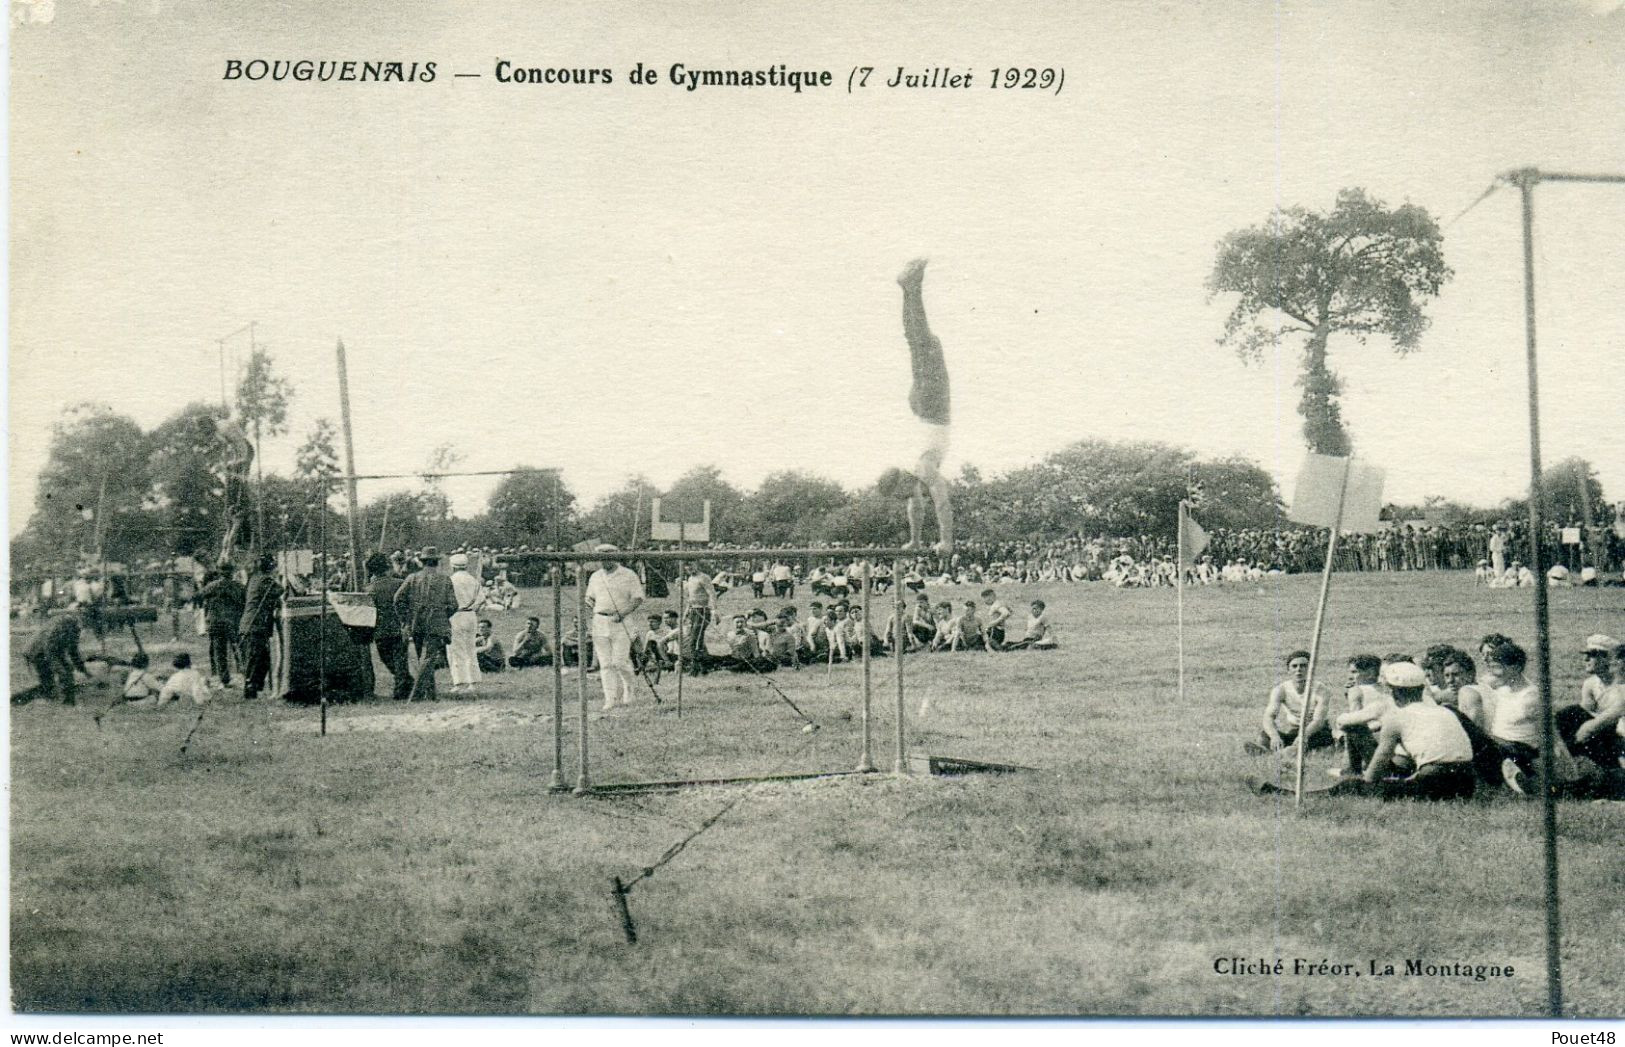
[8,0,1625,537]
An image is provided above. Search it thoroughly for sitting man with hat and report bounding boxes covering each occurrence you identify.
[1557,636,1624,776]
[584,544,646,711]
[1337,660,1477,800]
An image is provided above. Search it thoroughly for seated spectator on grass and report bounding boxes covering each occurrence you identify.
[721,614,776,673]
[122,653,162,703]
[953,600,987,651]
[1252,650,1333,754]
[1485,640,1545,792]
[1003,600,1056,650]
[1336,654,1389,774]
[929,601,957,652]
[980,588,1012,650]
[848,606,886,658]
[1557,640,1625,777]
[561,617,593,669]
[157,653,211,706]
[1438,649,1493,732]
[475,619,506,673]
[1339,661,1477,801]
[1477,633,1513,690]
[509,617,552,668]
[1577,634,1617,713]
[908,593,936,649]
[639,614,676,672]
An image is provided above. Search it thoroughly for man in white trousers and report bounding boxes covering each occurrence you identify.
[448,552,483,693]
[585,544,646,711]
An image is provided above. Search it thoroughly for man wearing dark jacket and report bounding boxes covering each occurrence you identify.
[196,563,246,686]
[366,551,413,700]
[238,553,283,700]
[393,546,458,701]
[18,607,90,705]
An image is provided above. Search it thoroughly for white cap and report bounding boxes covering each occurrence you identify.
[1381,662,1427,689]
[594,543,619,553]
[449,553,468,568]
[1582,634,1618,654]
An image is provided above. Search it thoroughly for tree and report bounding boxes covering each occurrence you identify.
[487,467,575,547]
[146,401,235,558]
[1539,457,1607,525]
[1208,188,1452,455]
[295,418,342,504]
[22,402,152,566]
[743,470,852,545]
[662,465,747,543]
[235,347,293,551]
[362,490,442,552]
[1188,457,1285,530]
[577,476,660,546]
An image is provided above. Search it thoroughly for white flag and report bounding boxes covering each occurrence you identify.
[1287,454,1385,534]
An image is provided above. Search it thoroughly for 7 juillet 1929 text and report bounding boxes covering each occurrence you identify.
[221,60,1065,96]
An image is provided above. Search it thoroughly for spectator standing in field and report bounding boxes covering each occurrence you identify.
[877,258,955,554]
[366,552,412,700]
[771,560,794,597]
[585,545,646,711]
[238,553,283,701]
[682,563,719,674]
[447,553,483,693]
[196,563,244,687]
[1252,650,1333,754]
[16,606,90,705]
[1489,523,1510,576]
[394,546,458,702]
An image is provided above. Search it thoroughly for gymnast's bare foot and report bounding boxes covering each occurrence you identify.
[897,258,928,287]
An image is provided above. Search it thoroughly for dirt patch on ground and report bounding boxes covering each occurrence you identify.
[277,703,552,735]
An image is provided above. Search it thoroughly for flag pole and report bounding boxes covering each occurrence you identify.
[1292,456,1352,808]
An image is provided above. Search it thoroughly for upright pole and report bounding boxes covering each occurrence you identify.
[676,524,685,719]
[1177,502,1187,703]
[856,561,875,772]
[548,566,565,792]
[574,565,592,795]
[893,558,909,775]
[318,504,328,738]
[1514,170,1563,1019]
[1292,456,1351,807]
[334,340,364,589]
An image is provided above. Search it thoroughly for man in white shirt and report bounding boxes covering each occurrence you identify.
[586,545,646,710]
[1485,640,1548,793]
[156,653,211,706]
[447,552,483,693]
[1338,661,1476,800]
[771,561,794,597]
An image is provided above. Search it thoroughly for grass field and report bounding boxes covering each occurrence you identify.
[9,571,1625,1016]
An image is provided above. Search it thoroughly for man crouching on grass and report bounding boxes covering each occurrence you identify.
[1334,661,1476,801]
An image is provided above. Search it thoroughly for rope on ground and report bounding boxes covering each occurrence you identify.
[608,729,822,943]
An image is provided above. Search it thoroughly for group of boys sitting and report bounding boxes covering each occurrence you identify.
[630,588,1059,676]
[1254,633,1625,801]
